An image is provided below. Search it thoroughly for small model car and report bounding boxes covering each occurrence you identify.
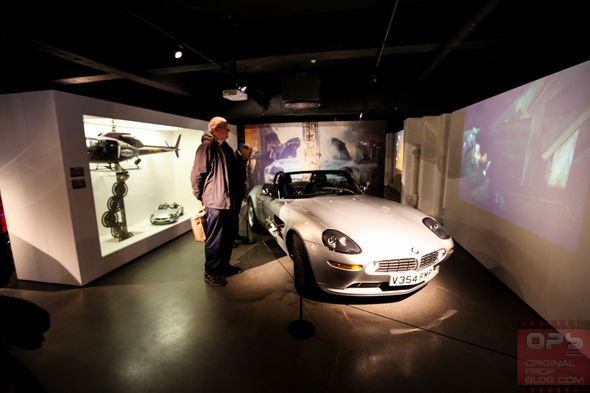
[247,170,454,297]
[150,203,184,225]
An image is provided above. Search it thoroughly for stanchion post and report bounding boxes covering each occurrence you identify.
[288,294,314,339]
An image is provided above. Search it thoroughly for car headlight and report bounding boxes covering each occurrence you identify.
[322,229,362,254]
[422,217,451,239]
[168,214,174,219]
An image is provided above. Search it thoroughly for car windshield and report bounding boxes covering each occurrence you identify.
[274,170,362,199]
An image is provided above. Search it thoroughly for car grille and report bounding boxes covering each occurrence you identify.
[346,281,426,292]
[376,258,418,273]
[419,250,440,269]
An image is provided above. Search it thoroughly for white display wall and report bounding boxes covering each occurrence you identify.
[401,114,451,222]
[0,90,236,286]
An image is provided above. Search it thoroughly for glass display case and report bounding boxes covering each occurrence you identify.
[83,115,202,257]
[0,90,224,285]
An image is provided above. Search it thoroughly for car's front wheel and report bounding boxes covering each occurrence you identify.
[292,233,317,297]
[247,198,264,233]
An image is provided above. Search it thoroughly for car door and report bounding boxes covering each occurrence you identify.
[258,182,290,250]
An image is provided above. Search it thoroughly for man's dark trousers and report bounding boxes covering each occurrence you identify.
[204,206,234,274]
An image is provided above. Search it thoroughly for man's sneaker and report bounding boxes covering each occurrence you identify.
[204,273,227,287]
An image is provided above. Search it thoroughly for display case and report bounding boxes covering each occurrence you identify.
[84,115,197,257]
[0,90,235,286]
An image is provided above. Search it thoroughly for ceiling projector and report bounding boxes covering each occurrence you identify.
[222,89,248,101]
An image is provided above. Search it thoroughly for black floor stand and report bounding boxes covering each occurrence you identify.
[288,294,314,339]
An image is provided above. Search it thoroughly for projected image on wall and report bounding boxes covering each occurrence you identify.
[245,121,385,196]
[459,60,590,251]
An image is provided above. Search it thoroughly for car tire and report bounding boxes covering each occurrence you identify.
[292,233,317,297]
[247,198,264,233]
[112,182,128,197]
[101,211,118,227]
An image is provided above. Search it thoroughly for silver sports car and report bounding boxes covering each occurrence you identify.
[150,203,184,225]
[247,170,454,297]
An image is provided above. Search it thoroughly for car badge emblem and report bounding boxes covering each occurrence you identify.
[411,247,419,254]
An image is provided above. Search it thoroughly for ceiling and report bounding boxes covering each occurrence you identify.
[2,0,590,126]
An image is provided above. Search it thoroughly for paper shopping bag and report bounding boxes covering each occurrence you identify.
[190,209,207,242]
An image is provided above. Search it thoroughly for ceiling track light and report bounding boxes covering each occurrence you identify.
[174,44,183,59]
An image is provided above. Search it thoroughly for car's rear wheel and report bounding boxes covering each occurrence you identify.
[247,198,264,233]
[292,233,317,297]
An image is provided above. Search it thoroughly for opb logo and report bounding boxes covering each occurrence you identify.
[526,331,584,355]
[517,321,590,389]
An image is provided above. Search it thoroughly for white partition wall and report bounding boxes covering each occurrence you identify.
[0,90,233,286]
[401,114,451,222]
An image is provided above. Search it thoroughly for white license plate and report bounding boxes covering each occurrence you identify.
[389,267,434,286]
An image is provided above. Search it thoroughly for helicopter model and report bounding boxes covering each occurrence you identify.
[87,132,181,170]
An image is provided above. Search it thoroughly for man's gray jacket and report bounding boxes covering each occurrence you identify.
[190,133,231,210]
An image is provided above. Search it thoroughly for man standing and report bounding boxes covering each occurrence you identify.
[233,143,253,245]
[190,117,242,287]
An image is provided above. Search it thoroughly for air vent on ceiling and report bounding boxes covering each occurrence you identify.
[282,75,321,109]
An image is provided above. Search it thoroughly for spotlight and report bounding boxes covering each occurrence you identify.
[238,86,247,92]
[174,44,183,59]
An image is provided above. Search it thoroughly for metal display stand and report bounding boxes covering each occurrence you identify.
[288,294,314,339]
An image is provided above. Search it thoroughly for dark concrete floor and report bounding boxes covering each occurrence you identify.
[0,188,543,393]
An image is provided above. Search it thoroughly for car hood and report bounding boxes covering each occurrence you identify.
[289,195,440,248]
